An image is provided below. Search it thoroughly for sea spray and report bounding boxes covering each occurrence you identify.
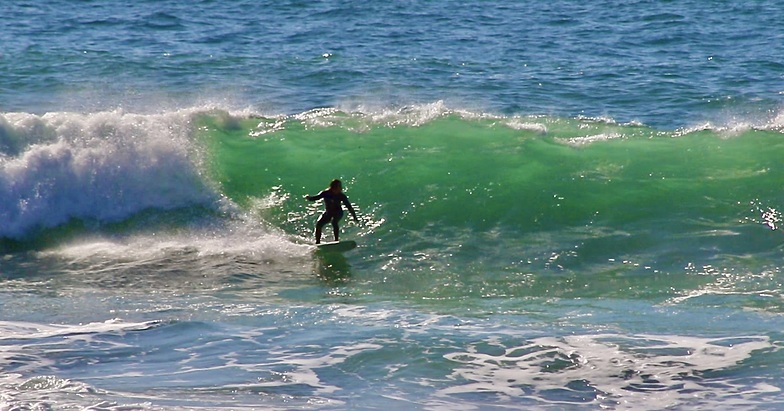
[0,109,217,239]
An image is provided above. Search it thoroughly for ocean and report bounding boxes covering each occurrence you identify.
[2,1,784,409]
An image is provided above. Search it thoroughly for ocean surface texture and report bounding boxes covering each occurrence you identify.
[2,1,784,410]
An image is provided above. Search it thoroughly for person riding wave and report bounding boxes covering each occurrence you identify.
[305,179,358,244]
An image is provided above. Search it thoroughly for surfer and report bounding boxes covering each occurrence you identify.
[305,179,359,244]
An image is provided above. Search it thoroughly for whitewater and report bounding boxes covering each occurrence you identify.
[2,1,784,410]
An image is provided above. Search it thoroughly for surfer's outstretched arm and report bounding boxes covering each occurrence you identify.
[305,192,324,202]
[344,198,358,222]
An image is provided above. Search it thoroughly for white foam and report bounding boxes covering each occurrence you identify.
[42,215,314,276]
[0,318,158,340]
[557,132,624,146]
[504,118,548,134]
[437,333,775,409]
[0,109,217,239]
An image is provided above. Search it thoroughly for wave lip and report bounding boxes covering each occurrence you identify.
[0,109,216,240]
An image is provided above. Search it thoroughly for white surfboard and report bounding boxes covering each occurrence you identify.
[315,240,357,253]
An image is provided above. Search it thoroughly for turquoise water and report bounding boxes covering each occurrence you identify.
[2,1,784,410]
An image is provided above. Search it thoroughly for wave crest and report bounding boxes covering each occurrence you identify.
[0,109,216,239]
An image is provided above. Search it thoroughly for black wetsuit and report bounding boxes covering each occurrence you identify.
[307,189,356,243]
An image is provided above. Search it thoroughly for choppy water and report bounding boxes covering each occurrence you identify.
[2,1,784,410]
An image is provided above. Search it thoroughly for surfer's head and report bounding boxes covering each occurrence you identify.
[329,179,343,192]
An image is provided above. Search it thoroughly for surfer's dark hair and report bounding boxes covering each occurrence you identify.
[330,179,342,189]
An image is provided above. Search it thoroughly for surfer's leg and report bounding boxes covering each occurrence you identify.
[332,212,343,242]
[315,212,330,244]
[331,219,340,241]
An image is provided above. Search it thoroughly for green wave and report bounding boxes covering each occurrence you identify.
[192,108,784,306]
[198,109,784,237]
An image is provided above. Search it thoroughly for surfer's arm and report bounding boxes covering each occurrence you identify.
[305,191,325,201]
[343,197,359,222]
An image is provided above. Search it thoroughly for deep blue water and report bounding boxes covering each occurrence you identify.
[3,1,783,127]
[2,1,784,410]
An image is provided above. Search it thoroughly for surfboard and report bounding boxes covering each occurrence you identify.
[315,240,357,253]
